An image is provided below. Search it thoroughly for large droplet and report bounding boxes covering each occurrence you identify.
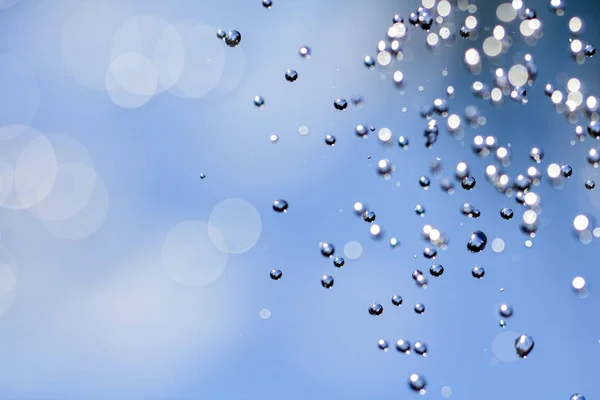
[429,264,444,277]
[320,242,335,257]
[273,199,288,213]
[334,98,348,110]
[321,274,334,288]
[391,294,403,306]
[378,339,389,351]
[515,334,534,358]
[500,207,514,220]
[396,339,411,353]
[472,265,485,278]
[333,257,345,268]
[224,30,242,47]
[270,269,282,280]
[285,69,298,82]
[414,303,425,314]
[413,341,428,356]
[467,230,487,252]
[368,303,384,316]
[499,303,513,318]
[408,374,427,392]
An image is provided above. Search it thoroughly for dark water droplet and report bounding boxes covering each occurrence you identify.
[334,98,348,110]
[273,199,288,213]
[472,265,485,278]
[333,257,345,268]
[270,269,282,280]
[515,334,534,358]
[414,303,425,314]
[320,242,335,257]
[224,30,242,47]
[262,0,272,8]
[391,294,403,306]
[321,274,334,288]
[396,339,411,353]
[467,231,487,253]
[325,134,336,146]
[429,264,444,277]
[285,69,298,82]
[368,303,384,316]
[500,207,514,220]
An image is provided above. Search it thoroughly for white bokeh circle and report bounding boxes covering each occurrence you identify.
[61,0,133,90]
[491,330,519,362]
[204,45,246,99]
[208,198,262,254]
[162,220,228,287]
[106,52,158,108]
[0,53,40,126]
[344,241,363,259]
[41,173,109,240]
[111,14,184,95]
[0,125,57,210]
[168,20,225,99]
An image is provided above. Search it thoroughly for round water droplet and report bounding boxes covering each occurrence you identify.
[414,341,428,356]
[398,136,409,148]
[415,204,426,216]
[419,175,431,189]
[423,247,437,259]
[377,159,393,176]
[570,394,586,400]
[199,173,206,180]
[391,294,403,306]
[262,0,272,8]
[467,230,487,253]
[462,175,476,190]
[414,303,425,314]
[368,303,384,316]
[254,95,265,107]
[270,269,282,280]
[584,44,596,57]
[321,274,334,288]
[378,339,389,351]
[430,264,444,277]
[500,207,514,220]
[224,30,242,47]
[334,98,348,110]
[585,180,595,190]
[299,46,311,58]
[393,14,404,23]
[561,164,573,178]
[472,265,485,278]
[362,210,376,222]
[355,124,369,138]
[364,56,376,69]
[523,7,536,19]
[325,134,336,146]
[499,303,513,318]
[515,334,534,358]
[273,199,288,213]
[412,269,428,287]
[409,374,427,392]
[285,69,298,82]
[441,178,455,194]
[216,29,226,39]
[529,147,544,163]
[333,256,345,268]
[320,242,335,257]
[460,26,471,38]
[396,339,411,353]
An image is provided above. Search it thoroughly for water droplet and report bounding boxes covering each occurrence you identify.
[523,7,537,19]
[585,180,596,190]
[499,303,513,318]
[423,247,437,259]
[415,204,426,216]
[321,274,334,288]
[561,164,573,178]
[273,199,288,213]
[364,56,376,69]
[262,0,272,8]
[499,319,506,328]
[391,294,403,306]
[414,303,425,314]
[355,124,369,138]
[378,339,389,351]
[472,265,485,278]
[419,176,431,189]
[529,147,544,163]
[409,373,427,392]
[414,341,428,356]
[413,269,428,287]
[500,207,514,220]
[269,134,279,143]
[299,46,311,58]
[334,98,348,110]
[584,44,596,57]
[325,134,336,146]
[333,256,345,268]
[460,26,471,38]
[320,242,335,257]
[467,230,487,253]
[368,303,384,316]
[377,159,394,176]
[270,269,282,280]
[390,237,400,249]
[398,136,410,148]
[393,14,404,23]
[199,173,206,180]
[515,334,534,358]
[462,175,476,190]
[587,148,600,166]
[570,394,586,400]
[396,339,411,353]
[361,210,376,223]
[216,29,226,39]
[224,30,242,47]
[430,264,444,277]
[285,69,298,82]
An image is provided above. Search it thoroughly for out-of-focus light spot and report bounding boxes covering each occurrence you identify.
[344,241,363,259]
[569,17,583,33]
[441,386,452,398]
[508,64,528,87]
[573,215,589,231]
[492,238,505,253]
[106,52,158,108]
[260,308,271,319]
[497,3,517,22]
[208,198,262,254]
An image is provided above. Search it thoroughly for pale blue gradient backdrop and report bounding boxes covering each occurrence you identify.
[0,0,599,399]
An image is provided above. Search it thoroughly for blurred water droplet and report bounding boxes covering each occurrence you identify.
[199,173,206,180]
[570,394,586,400]
[378,339,389,351]
[262,0,272,8]
[254,95,265,107]
[499,303,513,318]
[396,339,411,353]
[415,204,426,216]
[414,341,428,356]
[299,46,311,58]
[216,29,226,39]
[409,373,427,393]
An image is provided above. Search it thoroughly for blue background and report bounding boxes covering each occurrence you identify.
[0,0,599,398]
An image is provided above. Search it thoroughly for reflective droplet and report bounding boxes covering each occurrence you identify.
[262,0,272,8]
[393,14,404,23]
[325,134,336,146]
[549,0,566,16]
[364,56,376,69]
[570,394,586,400]
[355,124,369,138]
[414,341,428,356]
[396,339,411,353]
[529,147,544,163]
[561,164,573,178]
[515,334,534,358]
[398,136,409,148]
[285,69,298,82]
[378,339,389,351]
[423,247,437,259]
[462,175,476,190]
[419,175,431,189]
[299,46,311,58]
[391,294,403,306]
[254,95,265,107]
[467,230,487,253]
[500,207,514,220]
[273,199,288,213]
[415,204,426,216]
[377,159,394,176]
[413,269,428,287]
[334,98,348,110]
[414,303,425,314]
[589,121,600,139]
[321,274,334,288]
[430,263,444,277]
[472,265,485,278]
[585,180,595,190]
[216,29,226,39]
[270,269,282,280]
[584,44,596,57]
[199,173,206,180]
[368,303,384,316]
[409,373,427,392]
[333,256,345,268]
[523,7,537,19]
[362,210,376,222]
[224,30,242,47]
[320,242,335,257]
[460,26,471,38]
[351,95,364,107]
[499,303,513,318]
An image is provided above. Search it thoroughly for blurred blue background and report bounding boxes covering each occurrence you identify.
[0,0,599,398]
